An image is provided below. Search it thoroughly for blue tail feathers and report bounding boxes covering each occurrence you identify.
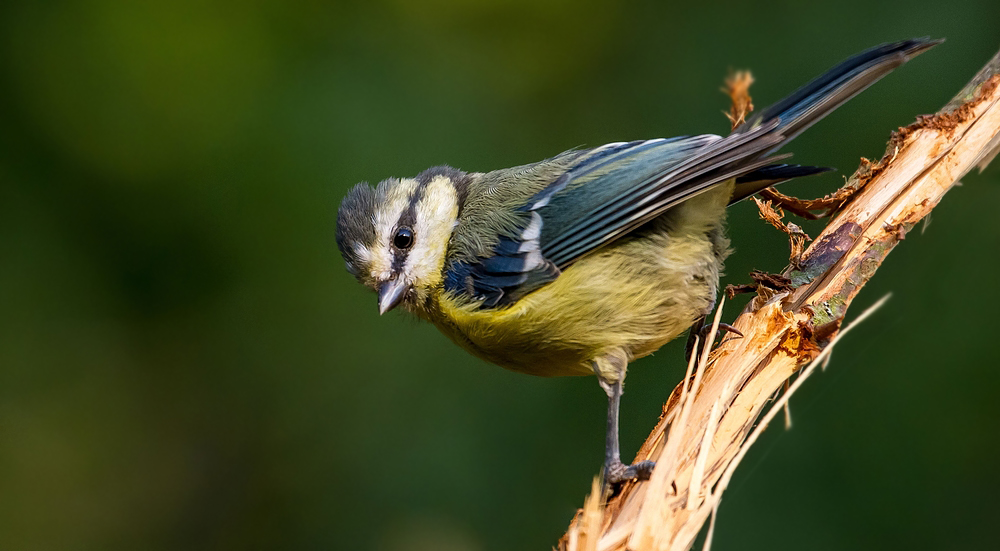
[735,38,943,143]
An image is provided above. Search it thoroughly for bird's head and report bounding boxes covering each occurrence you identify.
[336,167,465,315]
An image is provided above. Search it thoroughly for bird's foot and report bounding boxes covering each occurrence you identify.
[604,459,656,484]
[686,319,745,361]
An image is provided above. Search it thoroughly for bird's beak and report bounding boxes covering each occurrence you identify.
[378,278,410,315]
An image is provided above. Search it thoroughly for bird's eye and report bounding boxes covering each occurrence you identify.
[393,227,414,250]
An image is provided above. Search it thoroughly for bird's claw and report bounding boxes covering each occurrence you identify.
[701,322,743,339]
[604,459,656,484]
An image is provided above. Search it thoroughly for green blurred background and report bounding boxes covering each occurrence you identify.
[2,1,999,549]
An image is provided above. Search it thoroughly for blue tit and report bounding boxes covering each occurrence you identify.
[335,38,939,483]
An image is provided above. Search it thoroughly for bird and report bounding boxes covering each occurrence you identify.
[335,38,939,483]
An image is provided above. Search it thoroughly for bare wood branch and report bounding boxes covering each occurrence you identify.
[560,46,1000,551]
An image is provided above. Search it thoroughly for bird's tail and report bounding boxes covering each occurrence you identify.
[734,37,942,143]
[727,37,941,203]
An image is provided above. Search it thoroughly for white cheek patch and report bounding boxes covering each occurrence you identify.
[353,243,373,264]
[370,178,418,279]
[405,176,459,286]
[347,243,371,277]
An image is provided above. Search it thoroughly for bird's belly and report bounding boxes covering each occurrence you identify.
[434,225,727,377]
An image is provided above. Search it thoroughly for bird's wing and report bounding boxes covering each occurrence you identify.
[443,123,786,308]
[535,124,783,267]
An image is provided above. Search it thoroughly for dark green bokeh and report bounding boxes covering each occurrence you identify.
[2,1,998,549]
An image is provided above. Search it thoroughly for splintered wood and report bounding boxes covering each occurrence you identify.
[723,71,755,129]
[560,48,1000,551]
[751,197,811,265]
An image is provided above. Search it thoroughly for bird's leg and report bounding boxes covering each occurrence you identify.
[598,376,655,484]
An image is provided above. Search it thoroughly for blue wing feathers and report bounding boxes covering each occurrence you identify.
[542,125,782,266]
[441,128,782,305]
